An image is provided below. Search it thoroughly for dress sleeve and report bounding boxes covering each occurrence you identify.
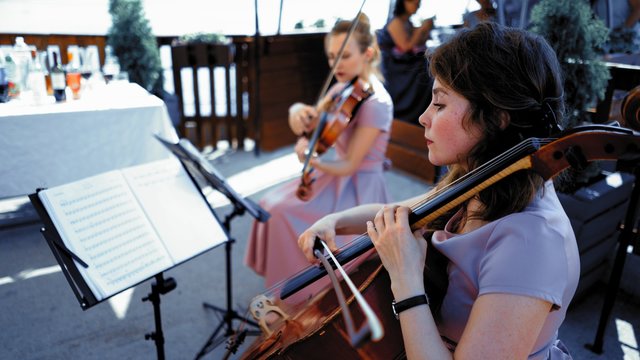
[477,214,570,308]
[353,93,394,132]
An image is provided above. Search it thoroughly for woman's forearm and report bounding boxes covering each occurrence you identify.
[331,203,386,235]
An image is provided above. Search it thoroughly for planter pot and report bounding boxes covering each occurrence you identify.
[557,171,635,300]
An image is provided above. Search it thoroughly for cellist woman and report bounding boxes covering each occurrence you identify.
[298,22,579,359]
[245,13,394,302]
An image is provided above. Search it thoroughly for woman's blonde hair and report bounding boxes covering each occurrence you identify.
[326,13,383,81]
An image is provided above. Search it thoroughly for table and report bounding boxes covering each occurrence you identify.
[0,82,179,199]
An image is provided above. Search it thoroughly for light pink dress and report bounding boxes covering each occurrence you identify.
[244,76,393,302]
[432,181,579,359]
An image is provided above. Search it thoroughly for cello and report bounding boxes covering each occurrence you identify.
[240,124,640,359]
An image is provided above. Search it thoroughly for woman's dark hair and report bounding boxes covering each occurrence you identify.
[428,22,565,225]
[393,0,407,16]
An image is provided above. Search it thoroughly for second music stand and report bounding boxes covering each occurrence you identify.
[155,135,270,358]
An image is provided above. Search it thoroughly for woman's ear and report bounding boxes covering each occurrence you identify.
[365,46,374,62]
[498,110,510,130]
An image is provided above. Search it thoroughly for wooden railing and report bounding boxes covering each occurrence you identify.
[0,32,436,182]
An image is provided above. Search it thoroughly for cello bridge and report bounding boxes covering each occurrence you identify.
[249,294,290,336]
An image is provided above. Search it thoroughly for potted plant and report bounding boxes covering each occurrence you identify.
[530,0,612,192]
[529,0,635,299]
[107,0,164,96]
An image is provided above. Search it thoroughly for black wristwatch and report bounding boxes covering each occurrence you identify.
[391,294,429,320]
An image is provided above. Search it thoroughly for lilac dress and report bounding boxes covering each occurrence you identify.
[431,181,579,359]
[245,76,393,301]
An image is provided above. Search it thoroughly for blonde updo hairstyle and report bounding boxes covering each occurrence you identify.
[326,13,383,81]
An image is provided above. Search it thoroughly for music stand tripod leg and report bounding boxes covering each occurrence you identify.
[143,272,177,360]
[195,207,261,359]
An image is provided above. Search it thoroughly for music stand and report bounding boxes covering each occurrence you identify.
[155,135,270,358]
[28,157,230,360]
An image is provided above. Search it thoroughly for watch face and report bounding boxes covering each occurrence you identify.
[391,300,399,319]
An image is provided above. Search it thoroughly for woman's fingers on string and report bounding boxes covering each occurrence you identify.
[413,229,428,254]
[381,205,399,231]
[298,232,317,262]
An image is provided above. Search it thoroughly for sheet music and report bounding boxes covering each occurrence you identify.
[38,171,173,300]
[122,158,228,264]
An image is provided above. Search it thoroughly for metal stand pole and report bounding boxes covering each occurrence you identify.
[194,204,261,359]
[143,273,177,360]
[587,166,640,354]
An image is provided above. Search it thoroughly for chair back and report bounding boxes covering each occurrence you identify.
[593,61,640,124]
[171,42,248,150]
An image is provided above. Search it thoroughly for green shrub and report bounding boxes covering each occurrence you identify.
[107,0,163,96]
[530,0,610,127]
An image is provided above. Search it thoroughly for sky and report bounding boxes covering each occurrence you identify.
[0,0,477,37]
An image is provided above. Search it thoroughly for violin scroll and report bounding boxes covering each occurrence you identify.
[296,171,315,201]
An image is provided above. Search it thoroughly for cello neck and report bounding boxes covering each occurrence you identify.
[280,124,640,299]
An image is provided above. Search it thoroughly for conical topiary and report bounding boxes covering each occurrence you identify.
[529,0,610,128]
[107,0,163,96]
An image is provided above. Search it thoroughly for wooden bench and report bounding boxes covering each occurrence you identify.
[385,119,436,184]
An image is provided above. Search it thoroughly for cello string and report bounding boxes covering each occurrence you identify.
[409,137,553,211]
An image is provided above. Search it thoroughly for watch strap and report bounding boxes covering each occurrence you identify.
[392,294,429,319]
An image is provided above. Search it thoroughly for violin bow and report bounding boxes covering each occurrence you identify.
[315,0,367,101]
[301,0,367,161]
[299,0,385,346]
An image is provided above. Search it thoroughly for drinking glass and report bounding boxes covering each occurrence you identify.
[66,72,81,99]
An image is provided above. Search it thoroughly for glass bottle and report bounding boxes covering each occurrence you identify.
[51,52,66,102]
[4,53,19,99]
[12,36,31,97]
[27,49,47,104]
[0,51,9,103]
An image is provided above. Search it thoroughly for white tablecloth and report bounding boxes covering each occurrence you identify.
[0,82,179,198]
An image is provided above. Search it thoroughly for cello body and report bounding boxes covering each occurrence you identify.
[241,256,404,359]
[242,237,449,359]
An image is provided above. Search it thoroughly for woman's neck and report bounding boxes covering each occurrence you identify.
[397,13,411,22]
[455,198,488,234]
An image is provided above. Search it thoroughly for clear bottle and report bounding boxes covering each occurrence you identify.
[0,51,9,103]
[27,49,47,104]
[50,52,66,102]
[12,36,31,97]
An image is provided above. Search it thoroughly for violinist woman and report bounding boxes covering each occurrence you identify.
[245,13,394,301]
[299,22,579,359]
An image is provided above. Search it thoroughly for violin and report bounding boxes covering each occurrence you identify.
[294,0,370,202]
[296,78,374,201]
[240,124,640,359]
